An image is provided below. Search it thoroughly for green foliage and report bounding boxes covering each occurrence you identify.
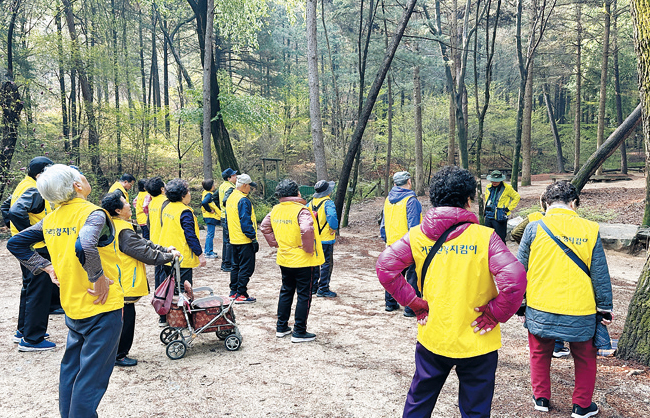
[576,207,617,223]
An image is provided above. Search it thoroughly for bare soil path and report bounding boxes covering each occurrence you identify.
[0,177,648,417]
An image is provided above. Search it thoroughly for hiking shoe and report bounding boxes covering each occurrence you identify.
[205,253,219,259]
[317,290,337,298]
[18,339,56,352]
[553,347,570,358]
[276,327,292,338]
[571,402,598,418]
[158,319,168,327]
[404,308,416,318]
[291,332,316,343]
[13,331,49,344]
[235,295,256,304]
[385,305,399,312]
[533,396,549,412]
[220,266,233,272]
[115,357,138,367]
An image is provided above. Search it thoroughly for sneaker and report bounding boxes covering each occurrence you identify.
[403,309,416,318]
[571,402,598,418]
[18,339,56,352]
[553,347,570,358]
[276,327,292,338]
[291,332,316,343]
[158,319,168,327]
[220,266,233,272]
[317,290,337,298]
[533,396,549,412]
[205,253,219,259]
[115,356,138,367]
[229,292,238,300]
[13,331,49,344]
[385,305,399,312]
[235,295,256,304]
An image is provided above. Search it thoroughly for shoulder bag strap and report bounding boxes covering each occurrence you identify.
[311,200,327,235]
[419,222,470,292]
[538,220,590,277]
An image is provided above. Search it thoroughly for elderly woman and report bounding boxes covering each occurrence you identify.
[7,164,123,418]
[101,191,179,367]
[260,179,324,343]
[158,179,206,294]
[376,166,526,418]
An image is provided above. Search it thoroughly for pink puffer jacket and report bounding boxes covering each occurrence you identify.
[376,206,526,322]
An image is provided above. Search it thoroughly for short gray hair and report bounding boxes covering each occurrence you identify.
[36,164,82,204]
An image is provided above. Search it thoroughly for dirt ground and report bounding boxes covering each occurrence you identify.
[0,177,649,417]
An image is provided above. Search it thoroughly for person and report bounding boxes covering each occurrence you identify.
[226,173,258,303]
[201,179,221,259]
[376,166,526,418]
[133,179,151,240]
[516,181,613,417]
[307,180,338,298]
[145,177,169,326]
[379,171,422,316]
[483,170,520,242]
[260,179,324,343]
[101,191,179,367]
[218,168,237,272]
[1,156,55,351]
[7,164,124,418]
[158,179,206,290]
[108,173,136,201]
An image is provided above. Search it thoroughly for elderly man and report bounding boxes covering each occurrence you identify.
[483,170,520,242]
[108,173,136,202]
[1,156,55,351]
[380,171,422,316]
[517,181,613,418]
[307,180,339,297]
[8,164,123,418]
[218,168,237,272]
[145,177,169,326]
[226,173,258,303]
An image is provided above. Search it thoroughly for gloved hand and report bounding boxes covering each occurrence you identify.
[472,304,498,335]
[252,240,259,253]
[408,297,429,324]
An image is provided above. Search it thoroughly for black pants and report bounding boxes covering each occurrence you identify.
[221,225,233,270]
[484,218,507,243]
[18,250,52,344]
[386,265,419,310]
[277,266,313,334]
[230,243,256,297]
[117,303,136,359]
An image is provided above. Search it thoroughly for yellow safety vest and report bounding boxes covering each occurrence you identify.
[383,196,421,245]
[526,207,600,316]
[218,181,235,220]
[42,198,124,320]
[112,217,149,302]
[10,176,54,249]
[109,181,129,202]
[201,190,221,220]
[269,201,325,267]
[226,189,257,245]
[135,191,150,225]
[147,194,167,244]
[484,182,520,219]
[409,223,500,358]
[158,201,200,269]
[528,211,544,222]
[308,196,336,241]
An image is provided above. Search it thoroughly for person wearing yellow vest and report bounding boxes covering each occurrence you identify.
[307,180,338,298]
[201,179,221,259]
[0,156,55,351]
[218,167,237,271]
[101,191,179,367]
[145,176,169,325]
[260,179,324,343]
[511,193,547,245]
[108,173,136,202]
[379,171,422,316]
[483,170,520,242]
[7,164,124,418]
[516,181,613,417]
[376,166,526,418]
[133,179,152,240]
[225,173,258,303]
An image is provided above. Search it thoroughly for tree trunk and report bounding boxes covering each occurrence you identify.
[612,0,627,174]
[56,3,70,152]
[448,95,456,165]
[111,0,122,174]
[70,67,78,164]
[202,0,214,180]
[543,84,565,173]
[574,3,582,174]
[521,57,533,185]
[163,20,171,140]
[139,9,149,176]
[596,0,612,176]
[307,0,328,180]
[414,66,424,195]
[572,104,641,192]
[334,0,417,218]
[618,254,650,366]
[384,74,393,197]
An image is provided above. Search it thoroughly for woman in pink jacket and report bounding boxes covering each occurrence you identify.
[376,166,526,418]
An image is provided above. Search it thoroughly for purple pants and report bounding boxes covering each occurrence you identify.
[403,343,498,418]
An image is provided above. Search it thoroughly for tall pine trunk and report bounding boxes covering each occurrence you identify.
[574,4,582,174]
[521,57,533,185]
[56,4,70,152]
[202,0,214,180]
[307,0,328,180]
[612,0,626,173]
[596,0,612,176]
[414,66,424,195]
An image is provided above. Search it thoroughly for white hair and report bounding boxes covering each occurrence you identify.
[36,164,82,204]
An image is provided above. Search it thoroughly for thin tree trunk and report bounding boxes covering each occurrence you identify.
[521,57,534,185]
[202,0,214,180]
[70,67,78,164]
[574,3,582,174]
[448,95,456,165]
[163,20,170,139]
[112,0,122,174]
[56,3,70,152]
[307,0,328,180]
[612,0,626,174]
[596,0,612,176]
[544,83,565,173]
[384,74,393,197]
[139,8,150,176]
[414,66,424,195]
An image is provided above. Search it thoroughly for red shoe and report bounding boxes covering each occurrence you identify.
[235,295,256,304]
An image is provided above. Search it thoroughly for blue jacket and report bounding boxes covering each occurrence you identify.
[380,187,422,242]
[237,197,257,240]
[320,199,339,244]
